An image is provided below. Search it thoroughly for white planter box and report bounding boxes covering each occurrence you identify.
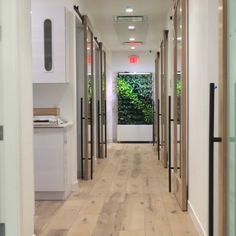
[117,125,153,142]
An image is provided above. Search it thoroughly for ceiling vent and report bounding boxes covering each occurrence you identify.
[113,16,147,23]
[122,41,144,46]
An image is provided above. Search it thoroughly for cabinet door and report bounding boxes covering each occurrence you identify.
[32,7,67,83]
[34,128,65,191]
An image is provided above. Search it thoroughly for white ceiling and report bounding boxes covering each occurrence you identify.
[77,0,172,52]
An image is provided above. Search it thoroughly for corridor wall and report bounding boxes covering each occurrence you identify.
[106,52,114,143]
[110,51,156,142]
[164,0,220,234]
[188,0,219,235]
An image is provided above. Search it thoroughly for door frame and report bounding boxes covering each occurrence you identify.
[155,52,160,152]
[99,43,107,158]
[173,0,188,211]
[83,15,94,180]
[94,38,101,160]
[218,0,227,234]
[160,30,169,168]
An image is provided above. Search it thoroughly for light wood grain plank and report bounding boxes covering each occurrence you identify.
[35,144,199,236]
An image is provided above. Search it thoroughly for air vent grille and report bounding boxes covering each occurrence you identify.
[113,16,146,23]
[122,41,144,46]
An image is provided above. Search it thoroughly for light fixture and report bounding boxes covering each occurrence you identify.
[128,25,135,30]
[125,7,134,13]
[129,37,135,41]
[131,46,136,50]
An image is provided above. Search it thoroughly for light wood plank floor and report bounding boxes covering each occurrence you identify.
[35,144,199,236]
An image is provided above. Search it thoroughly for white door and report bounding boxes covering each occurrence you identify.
[0,1,4,233]
[0,1,21,235]
[0,0,34,235]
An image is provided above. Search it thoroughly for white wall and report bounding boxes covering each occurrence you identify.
[106,51,114,142]
[112,51,156,73]
[108,51,156,141]
[32,0,78,187]
[188,0,219,235]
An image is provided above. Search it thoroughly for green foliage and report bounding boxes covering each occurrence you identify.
[116,74,153,125]
[88,75,92,102]
[177,73,182,124]
[177,73,181,97]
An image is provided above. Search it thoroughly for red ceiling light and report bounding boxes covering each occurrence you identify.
[129,55,139,64]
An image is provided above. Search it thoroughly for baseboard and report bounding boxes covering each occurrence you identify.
[188,201,207,236]
[118,141,152,144]
[107,139,113,143]
[72,180,79,191]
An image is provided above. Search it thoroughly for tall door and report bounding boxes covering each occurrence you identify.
[160,31,169,168]
[99,44,107,158]
[82,15,94,180]
[219,0,236,234]
[94,40,101,159]
[173,0,188,211]
[155,52,160,152]
[0,0,34,234]
[225,0,236,234]
[102,50,107,158]
[0,2,4,232]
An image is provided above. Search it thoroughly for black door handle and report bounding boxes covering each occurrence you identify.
[209,83,222,236]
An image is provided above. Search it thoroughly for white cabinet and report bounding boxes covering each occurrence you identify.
[34,126,71,200]
[32,7,68,83]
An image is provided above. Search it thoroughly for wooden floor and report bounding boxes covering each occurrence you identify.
[35,144,199,236]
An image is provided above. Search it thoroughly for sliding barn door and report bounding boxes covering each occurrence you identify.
[99,44,107,158]
[155,52,161,156]
[173,0,188,211]
[219,0,236,235]
[81,15,94,180]
[160,31,169,168]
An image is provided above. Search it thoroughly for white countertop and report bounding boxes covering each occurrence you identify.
[34,122,73,128]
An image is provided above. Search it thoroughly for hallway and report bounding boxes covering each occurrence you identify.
[35,144,198,236]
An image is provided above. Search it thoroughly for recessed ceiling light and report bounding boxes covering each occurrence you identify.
[131,46,136,50]
[128,25,135,30]
[126,7,134,13]
[129,37,135,41]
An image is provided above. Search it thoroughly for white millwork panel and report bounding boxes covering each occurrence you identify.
[117,125,153,142]
[32,7,68,83]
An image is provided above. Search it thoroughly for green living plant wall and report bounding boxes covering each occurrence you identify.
[117,73,153,125]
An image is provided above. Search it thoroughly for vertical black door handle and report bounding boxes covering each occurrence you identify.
[97,100,100,158]
[209,83,222,236]
[80,97,84,179]
[152,100,155,146]
[157,99,160,160]
[0,126,3,141]
[105,100,107,158]
[90,100,93,180]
